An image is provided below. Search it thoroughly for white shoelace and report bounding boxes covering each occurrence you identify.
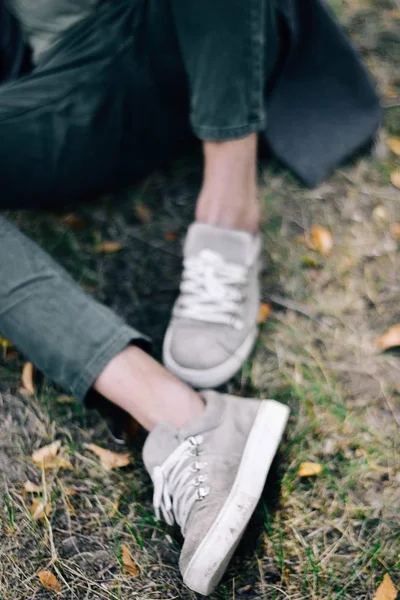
[174,249,247,329]
[152,435,210,532]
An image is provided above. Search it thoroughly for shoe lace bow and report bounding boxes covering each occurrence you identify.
[174,249,247,329]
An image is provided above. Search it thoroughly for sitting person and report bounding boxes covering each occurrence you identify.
[0,0,380,594]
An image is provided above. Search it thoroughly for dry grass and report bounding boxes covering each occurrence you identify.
[1,0,399,598]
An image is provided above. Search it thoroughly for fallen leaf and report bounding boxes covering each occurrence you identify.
[388,137,400,156]
[372,205,388,223]
[65,487,78,496]
[32,441,61,466]
[24,481,42,493]
[373,574,397,600]
[375,324,400,350]
[41,458,74,471]
[96,241,123,254]
[121,544,139,577]
[109,498,120,517]
[84,444,131,471]
[384,85,398,99]
[390,223,400,241]
[390,171,400,189]
[164,231,178,242]
[0,336,12,349]
[30,498,52,521]
[258,303,271,324]
[309,226,333,255]
[22,362,35,395]
[60,214,87,230]
[38,571,62,593]
[56,394,75,404]
[298,462,323,477]
[134,201,152,224]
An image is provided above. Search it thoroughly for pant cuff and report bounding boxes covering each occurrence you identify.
[71,325,151,403]
[192,116,266,142]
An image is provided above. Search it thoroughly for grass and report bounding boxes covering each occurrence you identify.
[1,0,400,598]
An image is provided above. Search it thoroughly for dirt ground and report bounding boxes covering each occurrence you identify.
[1,0,399,598]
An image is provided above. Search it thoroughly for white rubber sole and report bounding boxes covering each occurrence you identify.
[162,326,258,388]
[182,400,290,596]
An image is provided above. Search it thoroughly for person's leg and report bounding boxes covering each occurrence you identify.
[0,216,204,430]
[163,0,281,387]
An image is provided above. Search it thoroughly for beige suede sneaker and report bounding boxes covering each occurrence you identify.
[163,223,261,388]
[143,391,289,595]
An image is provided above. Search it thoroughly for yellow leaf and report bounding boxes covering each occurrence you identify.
[41,457,73,471]
[373,574,398,600]
[96,241,123,254]
[390,223,400,241]
[387,137,400,156]
[38,571,62,593]
[258,303,271,324]
[375,324,400,350]
[390,171,400,189]
[32,441,61,466]
[60,214,87,230]
[134,201,152,224]
[22,362,35,395]
[121,543,139,577]
[30,498,52,521]
[0,336,12,349]
[298,462,323,477]
[309,226,333,256]
[164,231,178,242]
[109,498,120,517]
[84,443,131,471]
[56,394,75,404]
[24,481,42,493]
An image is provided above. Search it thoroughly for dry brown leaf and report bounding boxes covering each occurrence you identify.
[109,499,120,517]
[121,544,139,577]
[375,324,400,350]
[22,362,35,395]
[65,487,78,496]
[390,223,400,241]
[309,226,333,255]
[38,570,62,593]
[32,441,61,466]
[298,462,323,477]
[258,303,271,324]
[383,85,398,99]
[164,231,178,242]
[96,241,124,254]
[60,214,87,230]
[41,458,74,471]
[56,394,75,404]
[24,481,42,493]
[390,171,400,190]
[30,498,52,521]
[134,201,152,224]
[84,443,131,471]
[388,137,400,156]
[373,574,398,600]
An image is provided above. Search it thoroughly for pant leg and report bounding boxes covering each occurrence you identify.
[170,0,280,141]
[0,217,149,401]
[0,0,191,210]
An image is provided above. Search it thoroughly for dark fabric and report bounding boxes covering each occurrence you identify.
[0,0,381,213]
[265,0,382,186]
[0,0,25,81]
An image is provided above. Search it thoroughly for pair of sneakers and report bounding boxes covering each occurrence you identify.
[143,224,289,595]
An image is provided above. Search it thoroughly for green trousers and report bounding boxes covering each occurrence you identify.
[0,0,280,402]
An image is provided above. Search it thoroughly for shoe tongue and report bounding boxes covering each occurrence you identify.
[184,223,256,266]
[142,422,180,475]
[142,391,225,475]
